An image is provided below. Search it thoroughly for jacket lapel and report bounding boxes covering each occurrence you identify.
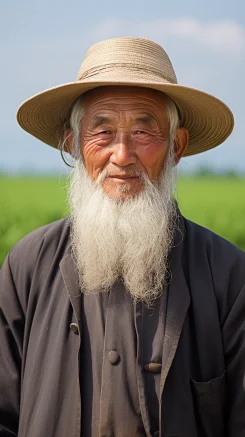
[60,249,82,437]
[160,215,190,395]
[60,249,82,332]
[159,215,190,436]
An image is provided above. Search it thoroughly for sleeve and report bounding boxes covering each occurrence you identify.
[222,283,245,436]
[0,255,25,436]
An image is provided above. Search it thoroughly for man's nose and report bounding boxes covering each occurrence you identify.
[110,133,137,166]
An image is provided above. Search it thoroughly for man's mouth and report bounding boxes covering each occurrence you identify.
[107,174,140,180]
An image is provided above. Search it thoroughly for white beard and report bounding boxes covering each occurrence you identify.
[69,154,177,306]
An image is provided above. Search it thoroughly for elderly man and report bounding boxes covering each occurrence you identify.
[1,37,245,437]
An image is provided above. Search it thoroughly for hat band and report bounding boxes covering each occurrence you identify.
[77,63,177,84]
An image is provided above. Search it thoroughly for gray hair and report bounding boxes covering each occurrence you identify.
[63,90,180,161]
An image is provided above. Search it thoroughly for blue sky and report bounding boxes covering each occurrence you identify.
[1,0,245,174]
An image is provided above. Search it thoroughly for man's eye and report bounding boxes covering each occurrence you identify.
[99,130,112,135]
[133,130,147,135]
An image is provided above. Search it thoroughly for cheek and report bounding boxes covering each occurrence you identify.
[136,141,168,168]
[82,140,111,178]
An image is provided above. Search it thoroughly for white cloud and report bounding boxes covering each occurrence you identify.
[91,17,245,55]
[167,18,245,54]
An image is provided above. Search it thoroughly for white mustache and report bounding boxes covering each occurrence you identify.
[96,168,143,185]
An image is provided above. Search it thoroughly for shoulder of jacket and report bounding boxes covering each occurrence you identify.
[8,217,71,269]
[183,217,245,300]
[184,217,245,258]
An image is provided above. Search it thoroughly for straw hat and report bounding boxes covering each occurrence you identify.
[17,37,234,156]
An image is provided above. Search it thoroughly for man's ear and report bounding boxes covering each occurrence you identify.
[63,129,75,155]
[174,128,189,165]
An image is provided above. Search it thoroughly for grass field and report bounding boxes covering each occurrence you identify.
[1,175,245,266]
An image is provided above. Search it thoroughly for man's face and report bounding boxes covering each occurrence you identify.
[76,86,187,199]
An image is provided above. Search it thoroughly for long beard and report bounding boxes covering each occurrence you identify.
[69,155,177,306]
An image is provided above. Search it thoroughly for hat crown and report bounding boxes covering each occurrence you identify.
[77,37,178,84]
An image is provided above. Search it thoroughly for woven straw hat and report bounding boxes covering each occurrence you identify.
[17,37,234,156]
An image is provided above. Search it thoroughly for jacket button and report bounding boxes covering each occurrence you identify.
[144,363,162,373]
[70,323,79,335]
[108,350,120,365]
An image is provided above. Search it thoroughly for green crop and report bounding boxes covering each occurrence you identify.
[1,175,245,267]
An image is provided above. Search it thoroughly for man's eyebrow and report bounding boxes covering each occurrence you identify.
[134,114,157,125]
[90,115,112,128]
[89,113,157,128]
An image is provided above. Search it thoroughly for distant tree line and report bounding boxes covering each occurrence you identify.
[0,167,244,178]
[190,166,244,178]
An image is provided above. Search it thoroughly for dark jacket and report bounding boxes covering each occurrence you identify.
[1,216,245,437]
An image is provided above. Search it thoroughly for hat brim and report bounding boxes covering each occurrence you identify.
[17,79,234,157]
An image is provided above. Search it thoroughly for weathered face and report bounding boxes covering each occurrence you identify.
[70,86,188,199]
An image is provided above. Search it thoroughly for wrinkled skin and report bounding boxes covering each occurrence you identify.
[67,86,189,199]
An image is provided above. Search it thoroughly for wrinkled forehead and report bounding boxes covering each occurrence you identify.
[82,85,168,105]
[84,84,166,96]
[82,85,170,119]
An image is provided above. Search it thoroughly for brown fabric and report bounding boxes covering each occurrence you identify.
[0,215,245,436]
[80,283,167,437]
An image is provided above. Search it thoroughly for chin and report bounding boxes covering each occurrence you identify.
[103,183,144,200]
[106,189,143,201]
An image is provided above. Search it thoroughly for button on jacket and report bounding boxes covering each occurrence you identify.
[0,214,245,436]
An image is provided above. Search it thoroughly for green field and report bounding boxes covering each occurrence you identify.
[1,176,245,266]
